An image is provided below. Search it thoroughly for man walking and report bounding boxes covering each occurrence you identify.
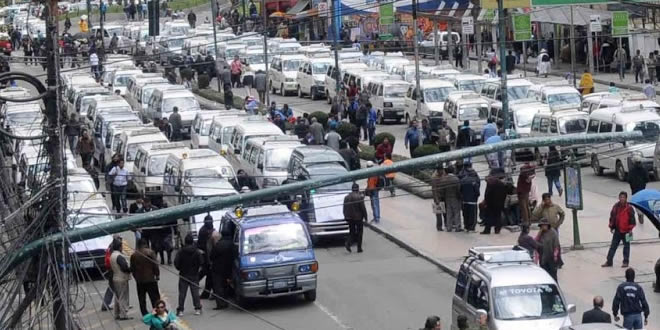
[343,183,368,253]
[130,238,160,316]
[65,113,81,154]
[613,268,650,329]
[433,166,462,232]
[603,192,636,268]
[537,218,560,281]
[628,156,648,224]
[582,296,612,324]
[404,120,420,158]
[230,55,242,88]
[174,234,204,316]
[533,193,565,266]
[481,169,507,234]
[366,161,381,223]
[108,160,129,214]
[110,238,132,320]
[187,10,197,28]
[459,162,480,232]
[545,146,563,196]
[254,70,267,105]
[633,50,645,84]
[197,215,215,299]
[517,161,536,226]
[76,130,95,168]
[309,117,324,145]
[168,107,182,141]
[210,229,234,309]
[614,44,627,80]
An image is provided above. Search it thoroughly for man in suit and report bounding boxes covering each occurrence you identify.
[582,296,612,324]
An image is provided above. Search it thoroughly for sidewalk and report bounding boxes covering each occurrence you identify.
[363,172,660,327]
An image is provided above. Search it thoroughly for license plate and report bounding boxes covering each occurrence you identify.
[273,280,288,289]
[80,260,94,268]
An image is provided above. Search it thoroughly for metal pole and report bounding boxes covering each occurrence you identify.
[433,21,439,65]
[412,0,421,118]
[618,36,623,82]
[333,0,340,95]
[2,131,651,275]
[587,18,594,75]
[498,0,509,132]
[448,22,454,65]
[263,0,269,106]
[242,0,247,32]
[476,14,482,74]
[522,40,527,77]
[212,0,222,92]
[570,5,576,88]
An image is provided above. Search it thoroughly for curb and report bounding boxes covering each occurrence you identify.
[364,222,459,278]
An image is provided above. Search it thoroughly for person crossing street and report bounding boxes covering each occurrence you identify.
[612,268,650,329]
[343,183,368,253]
[174,234,204,316]
[602,192,636,268]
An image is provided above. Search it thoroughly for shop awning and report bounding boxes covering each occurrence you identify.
[531,6,612,26]
[287,0,310,16]
[293,7,318,19]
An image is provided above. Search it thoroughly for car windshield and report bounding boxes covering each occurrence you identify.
[148,155,168,175]
[626,120,660,133]
[226,48,242,58]
[242,223,309,254]
[265,147,295,171]
[114,74,133,87]
[385,85,408,98]
[184,167,235,180]
[515,111,535,128]
[163,97,199,113]
[283,60,302,71]
[458,105,489,121]
[508,86,530,100]
[459,80,485,93]
[547,93,581,106]
[170,26,188,36]
[424,87,455,103]
[67,180,96,203]
[247,55,265,64]
[559,117,588,134]
[312,62,330,74]
[168,38,185,48]
[493,284,567,320]
[6,112,41,126]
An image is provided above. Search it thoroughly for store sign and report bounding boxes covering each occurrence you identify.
[461,16,474,35]
[589,14,601,32]
[481,0,530,9]
[379,1,394,25]
[513,14,531,41]
[612,11,629,36]
[318,2,328,17]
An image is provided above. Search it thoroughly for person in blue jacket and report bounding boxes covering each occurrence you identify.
[143,300,178,329]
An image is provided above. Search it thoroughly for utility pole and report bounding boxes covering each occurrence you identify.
[242,0,247,33]
[45,0,69,328]
[211,0,222,91]
[498,0,509,133]
[263,0,270,106]
[412,0,421,118]
[569,5,576,88]
[332,0,340,95]
[475,4,482,75]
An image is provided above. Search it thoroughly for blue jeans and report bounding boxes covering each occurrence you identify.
[606,230,630,265]
[547,175,562,195]
[622,313,643,330]
[369,190,380,222]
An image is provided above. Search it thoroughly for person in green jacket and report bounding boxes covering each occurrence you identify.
[143,300,178,329]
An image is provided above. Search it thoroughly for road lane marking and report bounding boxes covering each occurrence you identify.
[314,301,353,330]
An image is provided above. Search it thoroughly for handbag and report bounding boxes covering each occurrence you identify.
[505,194,519,208]
[432,201,445,214]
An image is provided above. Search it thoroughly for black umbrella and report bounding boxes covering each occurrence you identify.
[72,32,91,40]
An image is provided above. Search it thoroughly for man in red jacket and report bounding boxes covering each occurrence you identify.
[602,191,636,268]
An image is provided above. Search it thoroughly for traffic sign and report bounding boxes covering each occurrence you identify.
[612,11,629,36]
[481,0,531,9]
[589,15,601,32]
[513,14,531,41]
[318,2,328,17]
[461,16,474,35]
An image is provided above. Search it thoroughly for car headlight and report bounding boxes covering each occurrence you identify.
[383,102,393,107]
[298,262,318,274]
[262,178,279,187]
[241,270,261,280]
[286,78,295,82]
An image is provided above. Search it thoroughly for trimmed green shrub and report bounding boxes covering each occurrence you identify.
[309,111,328,127]
[374,132,395,147]
[412,144,441,158]
[197,74,210,89]
[336,122,358,140]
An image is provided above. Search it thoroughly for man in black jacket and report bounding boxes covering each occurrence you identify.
[343,183,368,253]
[582,296,612,324]
[210,227,234,309]
[459,162,480,232]
[627,156,648,224]
[197,215,215,299]
[174,234,205,316]
[613,268,650,329]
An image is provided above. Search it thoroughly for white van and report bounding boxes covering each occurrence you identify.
[452,74,487,93]
[530,107,589,159]
[133,142,189,205]
[67,199,114,271]
[116,128,169,188]
[589,106,660,181]
[125,75,168,112]
[162,149,237,207]
[92,112,141,166]
[86,95,133,124]
[404,79,457,123]
[240,136,301,189]
[444,93,490,143]
[178,178,238,241]
[190,110,226,149]
[218,42,246,65]
[269,54,307,96]
[529,85,582,110]
[297,56,334,100]
[207,114,258,155]
[481,78,534,113]
[325,61,368,103]
[239,46,267,88]
[137,83,186,122]
[146,89,201,134]
[369,80,411,124]
[102,122,145,169]
[227,120,285,170]
[107,68,143,95]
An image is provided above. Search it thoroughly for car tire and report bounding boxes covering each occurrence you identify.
[326,91,332,104]
[405,113,410,125]
[304,289,317,302]
[270,81,276,94]
[280,84,285,96]
[298,85,303,98]
[310,87,317,100]
[616,160,627,181]
[377,111,383,125]
[591,156,603,176]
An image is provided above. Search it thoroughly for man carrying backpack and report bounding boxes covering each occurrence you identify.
[356,102,368,141]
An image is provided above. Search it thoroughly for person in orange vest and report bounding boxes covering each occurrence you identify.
[366,161,381,223]
[382,153,396,197]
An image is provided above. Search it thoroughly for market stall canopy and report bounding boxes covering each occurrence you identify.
[270,11,285,18]
[531,6,612,26]
[286,0,310,16]
[396,0,471,15]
